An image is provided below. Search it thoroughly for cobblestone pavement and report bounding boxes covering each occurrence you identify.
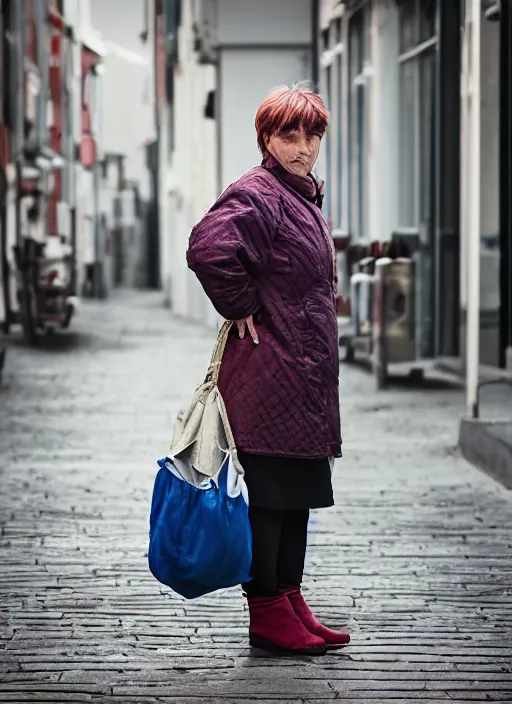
[1,290,512,704]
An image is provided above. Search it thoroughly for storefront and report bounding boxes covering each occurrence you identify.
[319,0,461,360]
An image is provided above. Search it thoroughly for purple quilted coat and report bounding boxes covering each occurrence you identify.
[187,155,342,459]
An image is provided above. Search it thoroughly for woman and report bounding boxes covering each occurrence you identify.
[187,84,349,656]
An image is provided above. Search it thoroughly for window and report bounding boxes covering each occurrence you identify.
[325,62,332,225]
[419,50,435,226]
[419,0,437,42]
[335,18,342,44]
[400,0,437,51]
[336,50,343,229]
[399,60,416,226]
[398,0,438,357]
[321,28,329,51]
[399,0,416,53]
[348,7,367,238]
[321,19,346,230]
[320,25,332,224]
[398,0,438,229]
[335,17,343,229]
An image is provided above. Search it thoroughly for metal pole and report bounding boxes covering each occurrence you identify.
[460,1,469,363]
[466,0,481,418]
[311,0,319,93]
[91,71,104,299]
[92,160,103,298]
[499,0,512,368]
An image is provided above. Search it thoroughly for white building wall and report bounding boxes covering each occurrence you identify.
[90,0,154,199]
[63,0,106,295]
[219,48,311,191]
[217,0,313,190]
[165,0,313,327]
[217,0,311,45]
[162,0,217,324]
[86,0,155,293]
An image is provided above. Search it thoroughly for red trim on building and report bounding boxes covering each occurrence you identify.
[0,125,10,171]
[80,46,101,167]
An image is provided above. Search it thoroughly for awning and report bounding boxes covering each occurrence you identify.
[81,28,108,59]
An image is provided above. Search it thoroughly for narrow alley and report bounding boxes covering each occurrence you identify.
[0,292,511,703]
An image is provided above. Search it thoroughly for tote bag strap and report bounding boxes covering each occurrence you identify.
[205,320,233,385]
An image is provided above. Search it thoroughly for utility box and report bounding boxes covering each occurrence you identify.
[373,257,416,387]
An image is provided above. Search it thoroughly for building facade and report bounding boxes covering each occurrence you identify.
[147,0,511,377]
[319,0,511,375]
[0,0,107,336]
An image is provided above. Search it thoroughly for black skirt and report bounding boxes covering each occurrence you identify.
[238,451,334,511]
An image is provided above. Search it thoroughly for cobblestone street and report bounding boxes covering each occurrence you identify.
[1,291,512,704]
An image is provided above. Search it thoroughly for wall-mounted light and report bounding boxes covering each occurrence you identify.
[140,0,149,42]
[482,0,500,20]
[35,156,53,172]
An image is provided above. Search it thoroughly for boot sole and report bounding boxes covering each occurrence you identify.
[249,632,326,656]
[326,642,350,651]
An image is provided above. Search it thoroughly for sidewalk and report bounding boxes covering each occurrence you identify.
[1,290,512,704]
[435,357,512,489]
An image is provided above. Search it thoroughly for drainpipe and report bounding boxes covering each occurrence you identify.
[68,31,78,297]
[499,0,512,368]
[466,0,481,418]
[311,0,319,92]
[14,0,25,250]
[91,67,105,298]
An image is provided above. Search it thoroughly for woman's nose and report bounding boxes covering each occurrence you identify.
[298,139,311,155]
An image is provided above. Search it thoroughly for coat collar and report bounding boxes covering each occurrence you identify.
[261,153,324,208]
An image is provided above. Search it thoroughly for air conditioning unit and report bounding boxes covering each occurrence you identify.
[191,0,218,65]
[373,257,416,366]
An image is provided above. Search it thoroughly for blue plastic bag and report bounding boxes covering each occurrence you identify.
[148,456,252,599]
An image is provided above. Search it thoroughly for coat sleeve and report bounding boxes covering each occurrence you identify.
[187,187,274,321]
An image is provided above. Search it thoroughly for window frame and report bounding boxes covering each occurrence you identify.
[347,4,369,239]
[320,18,346,231]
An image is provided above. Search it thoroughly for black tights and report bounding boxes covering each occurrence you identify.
[242,505,309,597]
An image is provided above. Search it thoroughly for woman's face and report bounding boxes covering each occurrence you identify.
[266,127,321,177]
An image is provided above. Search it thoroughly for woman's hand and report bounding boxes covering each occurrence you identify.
[236,315,259,345]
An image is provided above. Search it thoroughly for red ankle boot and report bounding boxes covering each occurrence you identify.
[247,594,326,656]
[284,587,350,650]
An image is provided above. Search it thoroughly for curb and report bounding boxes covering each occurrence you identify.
[459,417,512,490]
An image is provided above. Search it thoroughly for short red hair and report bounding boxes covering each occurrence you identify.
[255,84,329,154]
